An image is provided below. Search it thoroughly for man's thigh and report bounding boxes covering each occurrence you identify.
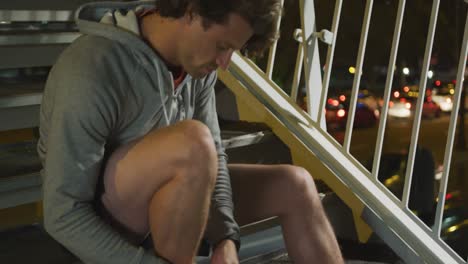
[99,121,204,237]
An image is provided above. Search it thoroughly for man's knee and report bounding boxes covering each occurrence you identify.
[280,165,320,204]
[177,120,216,154]
[177,120,217,161]
[171,120,218,184]
[107,120,218,202]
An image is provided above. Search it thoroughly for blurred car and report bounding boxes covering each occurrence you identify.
[356,89,380,113]
[423,96,442,118]
[431,87,454,112]
[441,191,467,228]
[344,101,379,128]
[442,201,467,232]
[441,219,468,260]
[388,92,441,119]
[324,97,347,131]
[301,96,347,131]
[388,98,412,118]
[441,191,468,260]
[301,94,380,131]
[322,96,379,131]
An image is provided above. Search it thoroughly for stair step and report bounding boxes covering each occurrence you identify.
[0,223,399,264]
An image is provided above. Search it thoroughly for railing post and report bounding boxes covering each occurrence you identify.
[343,0,374,151]
[433,8,468,238]
[402,0,440,209]
[290,29,304,102]
[317,0,343,127]
[299,0,326,128]
[371,0,406,180]
[265,0,284,79]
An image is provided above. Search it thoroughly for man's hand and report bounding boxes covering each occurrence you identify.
[210,239,239,264]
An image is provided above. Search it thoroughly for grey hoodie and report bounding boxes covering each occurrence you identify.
[37,1,240,263]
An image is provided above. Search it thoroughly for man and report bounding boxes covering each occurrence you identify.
[38,0,344,263]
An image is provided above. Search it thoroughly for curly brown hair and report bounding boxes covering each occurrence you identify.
[157,0,282,57]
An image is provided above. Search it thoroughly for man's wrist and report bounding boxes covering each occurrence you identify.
[215,238,238,252]
[218,239,235,248]
[211,239,239,263]
[223,232,241,252]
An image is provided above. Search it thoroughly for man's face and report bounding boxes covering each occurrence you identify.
[179,13,254,79]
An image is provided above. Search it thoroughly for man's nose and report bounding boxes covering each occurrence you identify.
[216,49,234,70]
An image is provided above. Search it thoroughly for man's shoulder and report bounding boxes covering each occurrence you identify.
[53,34,138,80]
[74,34,117,47]
[66,35,133,62]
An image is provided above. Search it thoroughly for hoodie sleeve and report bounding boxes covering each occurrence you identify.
[193,72,241,251]
[40,67,168,264]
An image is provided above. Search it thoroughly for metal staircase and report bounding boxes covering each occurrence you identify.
[0,0,467,263]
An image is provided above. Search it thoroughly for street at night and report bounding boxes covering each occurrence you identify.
[334,114,468,195]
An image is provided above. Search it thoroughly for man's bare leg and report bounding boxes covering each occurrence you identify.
[101,120,218,263]
[229,164,343,264]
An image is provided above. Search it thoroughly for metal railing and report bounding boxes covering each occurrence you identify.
[220,0,468,263]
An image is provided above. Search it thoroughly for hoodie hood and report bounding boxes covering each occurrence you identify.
[75,0,156,54]
[75,0,191,126]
